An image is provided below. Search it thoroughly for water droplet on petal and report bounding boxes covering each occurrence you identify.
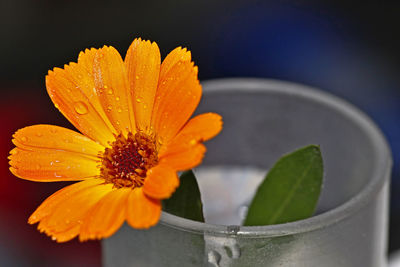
[36,132,43,137]
[136,98,142,103]
[104,85,108,89]
[115,97,120,101]
[135,75,139,80]
[117,108,122,113]
[107,89,113,95]
[107,106,112,112]
[77,74,83,79]
[74,102,88,115]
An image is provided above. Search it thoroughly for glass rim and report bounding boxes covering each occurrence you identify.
[159,78,392,237]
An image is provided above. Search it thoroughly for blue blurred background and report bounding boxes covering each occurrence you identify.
[1,0,400,265]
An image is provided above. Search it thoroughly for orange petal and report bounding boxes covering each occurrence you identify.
[69,48,118,137]
[151,60,201,143]
[93,46,135,136]
[143,164,179,199]
[9,148,100,182]
[46,54,117,146]
[159,144,206,171]
[50,225,81,243]
[79,188,130,241]
[12,125,104,157]
[125,38,161,132]
[126,187,161,229]
[159,47,192,81]
[28,179,103,225]
[37,182,113,240]
[159,113,223,155]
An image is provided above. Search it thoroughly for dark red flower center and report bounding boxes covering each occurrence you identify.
[101,132,158,188]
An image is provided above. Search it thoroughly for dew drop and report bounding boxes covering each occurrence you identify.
[190,139,196,145]
[107,106,112,112]
[21,136,27,142]
[77,74,83,79]
[104,85,108,89]
[74,101,88,115]
[143,104,147,109]
[36,132,43,137]
[162,81,166,85]
[115,96,120,101]
[136,98,142,103]
[54,103,59,109]
[117,107,122,113]
[135,75,140,80]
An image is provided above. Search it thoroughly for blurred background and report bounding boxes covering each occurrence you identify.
[1,0,400,266]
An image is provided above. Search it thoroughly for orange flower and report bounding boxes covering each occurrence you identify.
[8,38,222,242]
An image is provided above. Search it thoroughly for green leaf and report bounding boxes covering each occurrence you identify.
[244,145,323,226]
[162,170,205,222]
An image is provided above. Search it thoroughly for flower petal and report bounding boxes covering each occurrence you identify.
[143,164,179,199]
[151,59,201,143]
[125,38,161,132]
[126,187,161,229]
[12,125,104,157]
[9,148,99,182]
[28,179,103,224]
[49,225,81,243]
[37,182,113,241]
[93,46,135,136]
[46,55,117,146]
[159,144,206,171]
[159,113,223,155]
[159,47,192,80]
[79,188,130,241]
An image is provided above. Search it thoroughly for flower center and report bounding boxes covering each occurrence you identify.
[101,132,158,188]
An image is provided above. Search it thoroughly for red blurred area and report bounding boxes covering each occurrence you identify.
[0,83,101,267]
